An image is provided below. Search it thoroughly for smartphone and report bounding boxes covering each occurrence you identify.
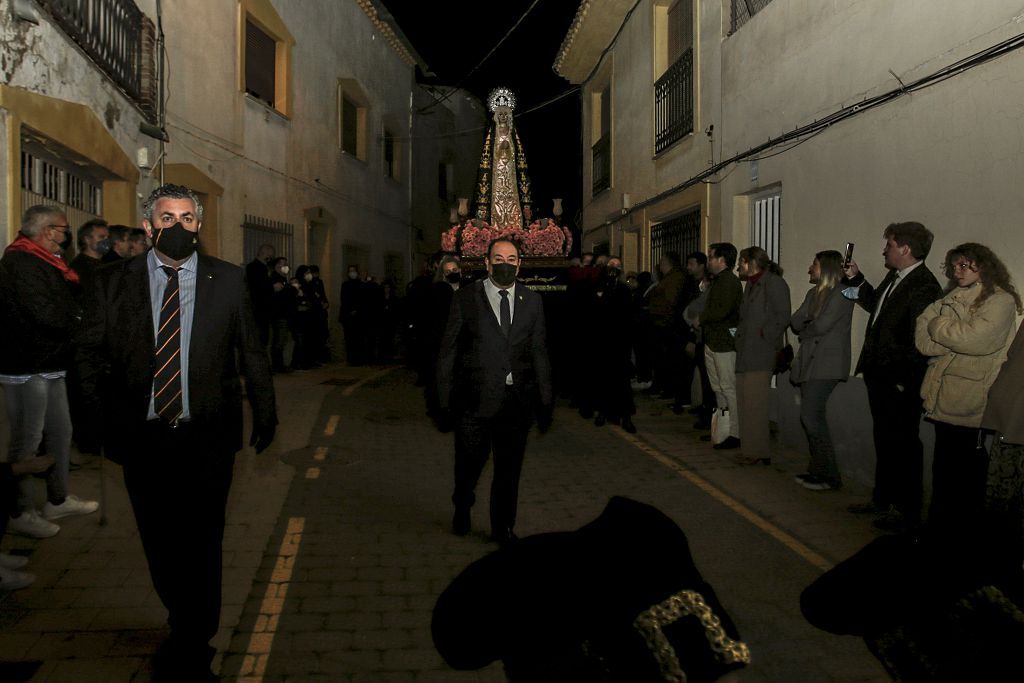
[844,242,855,266]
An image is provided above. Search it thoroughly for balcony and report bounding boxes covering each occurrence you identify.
[654,48,694,155]
[591,134,611,195]
[40,0,157,120]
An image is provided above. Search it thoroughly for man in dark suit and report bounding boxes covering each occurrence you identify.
[436,238,553,545]
[245,243,276,347]
[76,184,277,681]
[843,221,942,533]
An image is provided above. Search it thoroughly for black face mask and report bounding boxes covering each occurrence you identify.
[153,222,199,261]
[59,231,72,252]
[605,266,621,279]
[445,271,461,284]
[490,263,517,288]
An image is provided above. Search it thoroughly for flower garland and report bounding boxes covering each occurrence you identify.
[441,218,572,257]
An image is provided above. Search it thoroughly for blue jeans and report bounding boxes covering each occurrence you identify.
[2,375,71,511]
[800,379,841,485]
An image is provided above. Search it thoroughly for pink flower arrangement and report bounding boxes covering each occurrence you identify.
[441,218,571,257]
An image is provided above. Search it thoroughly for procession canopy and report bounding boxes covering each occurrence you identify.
[474,88,532,227]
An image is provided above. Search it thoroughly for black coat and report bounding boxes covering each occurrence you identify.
[75,254,277,463]
[0,250,80,374]
[436,280,552,419]
[848,264,942,386]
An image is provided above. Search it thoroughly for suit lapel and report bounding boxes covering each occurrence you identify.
[477,280,504,338]
[126,255,155,350]
[869,270,899,327]
[191,256,215,362]
[509,284,529,340]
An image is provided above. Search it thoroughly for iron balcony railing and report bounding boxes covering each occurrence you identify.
[39,0,154,115]
[654,48,694,155]
[730,0,776,34]
[591,135,611,195]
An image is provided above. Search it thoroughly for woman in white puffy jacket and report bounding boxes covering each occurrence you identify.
[915,243,1021,532]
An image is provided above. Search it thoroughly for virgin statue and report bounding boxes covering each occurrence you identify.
[473,88,532,227]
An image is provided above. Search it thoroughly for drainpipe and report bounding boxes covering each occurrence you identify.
[155,0,166,184]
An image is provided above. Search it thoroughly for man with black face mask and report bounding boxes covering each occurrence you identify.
[436,238,553,546]
[75,183,277,681]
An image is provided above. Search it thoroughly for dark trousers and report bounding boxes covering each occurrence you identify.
[123,421,234,669]
[452,389,530,534]
[653,325,693,404]
[928,421,987,533]
[865,376,925,522]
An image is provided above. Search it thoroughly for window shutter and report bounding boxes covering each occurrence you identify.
[245,19,276,107]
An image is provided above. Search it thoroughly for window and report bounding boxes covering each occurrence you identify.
[383,129,396,179]
[654,0,694,153]
[751,190,782,263]
[650,207,701,267]
[591,86,611,195]
[730,0,776,34]
[20,139,103,237]
[245,19,276,108]
[338,81,369,161]
[239,1,294,116]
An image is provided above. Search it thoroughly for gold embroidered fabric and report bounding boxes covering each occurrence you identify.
[633,589,752,683]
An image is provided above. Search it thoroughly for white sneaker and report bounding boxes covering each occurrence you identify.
[42,495,99,521]
[8,511,59,538]
[0,565,36,591]
[0,553,29,569]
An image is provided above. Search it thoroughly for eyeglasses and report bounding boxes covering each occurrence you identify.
[47,224,70,233]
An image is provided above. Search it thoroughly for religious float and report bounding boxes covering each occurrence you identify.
[441,88,573,292]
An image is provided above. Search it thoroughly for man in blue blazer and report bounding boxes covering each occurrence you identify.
[76,184,277,681]
[436,238,553,545]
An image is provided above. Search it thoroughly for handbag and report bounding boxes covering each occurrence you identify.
[774,330,794,376]
[710,408,731,445]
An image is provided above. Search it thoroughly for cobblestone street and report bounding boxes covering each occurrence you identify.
[1,362,890,681]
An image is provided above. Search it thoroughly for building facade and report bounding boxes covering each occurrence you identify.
[556,0,1024,489]
[1,0,430,304]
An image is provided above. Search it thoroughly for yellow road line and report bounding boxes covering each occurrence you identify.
[614,429,833,572]
[313,446,327,462]
[304,467,320,479]
[237,517,305,682]
[342,367,395,397]
[324,415,339,436]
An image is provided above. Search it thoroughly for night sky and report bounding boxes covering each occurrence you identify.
[380,0,584,230]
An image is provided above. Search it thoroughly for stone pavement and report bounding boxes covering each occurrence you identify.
[1,362,893,681]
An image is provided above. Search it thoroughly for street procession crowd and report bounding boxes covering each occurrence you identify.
[3,188,1024,679]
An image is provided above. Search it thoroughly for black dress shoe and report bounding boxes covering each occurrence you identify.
[621,417,637,434]
[452,509,471,537]
[491,528,518,546]
[713,436,741,450]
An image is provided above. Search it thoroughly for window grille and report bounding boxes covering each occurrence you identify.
[751,191,781,263]
[20,145,103,236]
[242,215,293,265]
[245,19,276,108]
[592,135,611,195]
[651,207,701,267]
[654,48,694,154]
[730,0,776,34]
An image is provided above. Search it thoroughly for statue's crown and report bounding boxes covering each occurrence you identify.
[487,88,517,112]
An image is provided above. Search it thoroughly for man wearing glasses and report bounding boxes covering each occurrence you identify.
[0,205,98,542]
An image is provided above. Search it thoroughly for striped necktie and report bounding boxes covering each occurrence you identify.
[154,265,183,421]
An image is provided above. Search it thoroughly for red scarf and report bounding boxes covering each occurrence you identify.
[4,234,80,284]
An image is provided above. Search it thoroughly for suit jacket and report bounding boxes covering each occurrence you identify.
[735,270,791,373]
[75,253,277,463]
[848,263,942,387]
[436,279,552,419]
[699,269,743,353]
[789,286,854,383]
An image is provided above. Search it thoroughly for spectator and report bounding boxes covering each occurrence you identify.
[127,227,149,257]
[340,264,366,365]
[734,247,791,465]
[425,255,463,420]
[269,256,294,373]
[790,250,855,490]
[699,243,743,449]
[245,244,276,347]
[593,257,637,433]
[68,218,109,281]
[632,271,656,389]
[915,243,1020,533]
[683,253,716,428]
[408,254,442,384]
[102,224,132,262]
[648,252,695,412]
[290,266,314,370]
[0,205,98,539]
[0,455,55,591]
[843,222,942,533]
[305,264,330,364]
